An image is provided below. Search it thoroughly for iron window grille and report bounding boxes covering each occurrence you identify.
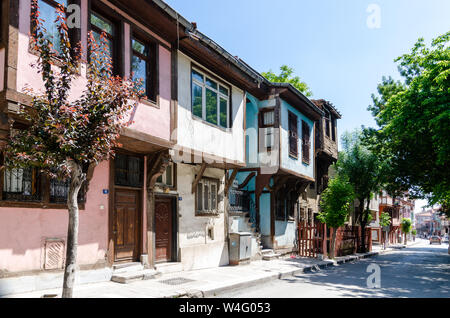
[114,154,144,188]
[3,167,42,202]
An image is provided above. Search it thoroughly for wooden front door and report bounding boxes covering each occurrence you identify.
[113,189,141,262]
[155,197,172,262]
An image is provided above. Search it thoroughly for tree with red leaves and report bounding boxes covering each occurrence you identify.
[4,1,141,298]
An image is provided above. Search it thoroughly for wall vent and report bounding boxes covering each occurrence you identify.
[44,239,65,270]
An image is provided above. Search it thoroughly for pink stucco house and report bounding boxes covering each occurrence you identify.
[0,0,179,292]
[0,0,267,295]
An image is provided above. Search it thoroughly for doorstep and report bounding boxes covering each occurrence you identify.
[154,262,183,274]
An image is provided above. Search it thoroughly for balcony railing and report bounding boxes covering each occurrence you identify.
[228,189,250,212]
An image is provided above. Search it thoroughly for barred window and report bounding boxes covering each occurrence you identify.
[3,167,42,202]
[49,177,85,204]
[114,154,143,188]
[196,178,219,215]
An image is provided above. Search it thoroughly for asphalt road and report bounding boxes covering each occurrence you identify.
[217,240,450,298]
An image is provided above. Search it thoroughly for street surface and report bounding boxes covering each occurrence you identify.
[218,240,450,298]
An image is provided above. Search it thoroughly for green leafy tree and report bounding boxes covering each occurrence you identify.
[364,32,450,215]
[317,174,355,259]
[379,212,391,227]
[262,65,312,97]
[336,130,385,252]
[401,218,412,245]
[4,1,140,298]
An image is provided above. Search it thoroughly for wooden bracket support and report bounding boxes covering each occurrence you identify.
[191,163,207,194]
[238,172,256,190]
[224,169,238,194]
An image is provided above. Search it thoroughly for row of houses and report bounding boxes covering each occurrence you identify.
[362,191,415,245]
[0,0,342,292]
[415,207,449,237]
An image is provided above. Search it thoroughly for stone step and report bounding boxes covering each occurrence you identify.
[261,249,274,255]
[112,262,144,274]
[262,253,282,261]
[111,269,160,284]
[154,262,183,274]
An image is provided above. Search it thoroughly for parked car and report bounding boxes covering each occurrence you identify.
[429,236,442,245]
[443,235,449,243]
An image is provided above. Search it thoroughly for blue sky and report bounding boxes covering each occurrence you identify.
[165,0,450,141]
[165,0,449,213]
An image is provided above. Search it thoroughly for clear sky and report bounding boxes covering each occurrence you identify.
[164,0,450,213]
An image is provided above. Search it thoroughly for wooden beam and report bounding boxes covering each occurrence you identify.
[147,151,170,190]
[238,172,256,190]
[192,163,207,194]
[225,169,238,194]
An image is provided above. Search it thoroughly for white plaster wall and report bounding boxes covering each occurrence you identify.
[177,163,229,270]
[274,220,296,248]
[177,52,245,164]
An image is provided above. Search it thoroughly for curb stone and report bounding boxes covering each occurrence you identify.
[186,251,379,298]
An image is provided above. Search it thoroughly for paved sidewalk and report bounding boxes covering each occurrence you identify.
[4,250,385,298]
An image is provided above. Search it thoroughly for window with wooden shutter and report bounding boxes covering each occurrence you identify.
[288,111,298,158]
[302,120,311,165]
[259,108,275,150]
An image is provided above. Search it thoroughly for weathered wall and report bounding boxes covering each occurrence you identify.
[176,163,228,270]
[274,220,296,249]
[0,161,110,274]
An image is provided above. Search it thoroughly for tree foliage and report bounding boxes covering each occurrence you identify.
[318,174,354,228]
[5,2,139,177]
[401,218,412,234]
[336,130,385,252]
[364,32,450,214]
[317,174,354,259]
[262,65,312,97]
[379,212,391,227]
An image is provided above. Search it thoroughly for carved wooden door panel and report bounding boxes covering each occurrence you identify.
[155,198,172,262]
[114,190,140,262]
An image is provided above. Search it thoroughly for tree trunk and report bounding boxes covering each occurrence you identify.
[330,227,338,259]
[358,201,367,253]
[62,162,84,298]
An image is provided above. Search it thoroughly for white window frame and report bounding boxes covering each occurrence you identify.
[191,67,230,128]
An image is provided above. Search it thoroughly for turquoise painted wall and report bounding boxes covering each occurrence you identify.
[279,99,315,179]
[260,193,271,236]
